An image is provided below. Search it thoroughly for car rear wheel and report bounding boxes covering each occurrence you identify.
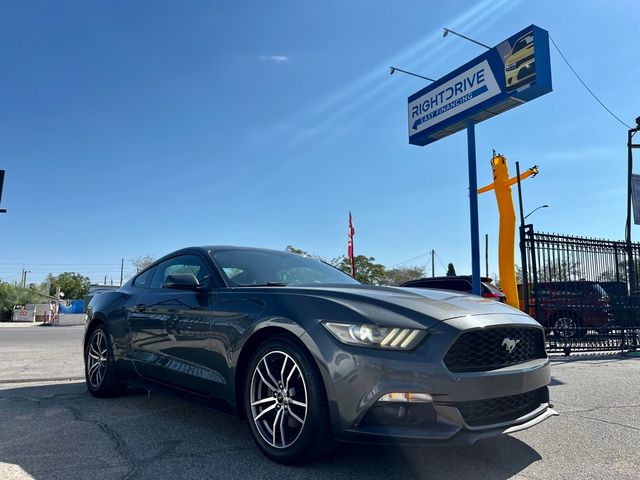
[85,325,127,397]
[244,336,333,464]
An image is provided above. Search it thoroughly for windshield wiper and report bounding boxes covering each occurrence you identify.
[239,282,289,287]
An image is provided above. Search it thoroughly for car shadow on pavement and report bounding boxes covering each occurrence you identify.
[0,382,542,480]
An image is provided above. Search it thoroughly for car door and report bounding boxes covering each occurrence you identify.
[129,254,223,396]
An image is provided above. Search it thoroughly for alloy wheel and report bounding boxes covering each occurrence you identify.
[87,330,108,389]
[554,317,577,337]
[249,350,308,449]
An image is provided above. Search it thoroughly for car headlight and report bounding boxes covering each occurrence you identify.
[322,322,427,350]
[506,62,517,71]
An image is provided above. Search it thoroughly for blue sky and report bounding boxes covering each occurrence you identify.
[0,0,638,285]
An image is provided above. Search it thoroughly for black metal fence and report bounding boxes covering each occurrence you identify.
[521,226,640,354]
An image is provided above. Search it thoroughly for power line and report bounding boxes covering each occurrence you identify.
[549,35,631,130]
[391,252,430,268]
[434,251,448,272]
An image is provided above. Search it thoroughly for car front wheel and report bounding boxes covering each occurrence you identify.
[244,336,333,464]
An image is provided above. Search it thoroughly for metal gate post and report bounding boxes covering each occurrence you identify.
[527,225,541,322]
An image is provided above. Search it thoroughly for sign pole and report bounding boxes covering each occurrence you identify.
[467,121,481,295]
[405,25,552,298]
[0,170,6,214]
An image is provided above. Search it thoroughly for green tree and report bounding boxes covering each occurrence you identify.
[516,265,523,283]
[0,282,50,315]
[332,255,386,285]
[540,260,581,281]
[446,263,457,276]
[384,266,425,286]
[44,272,91,300]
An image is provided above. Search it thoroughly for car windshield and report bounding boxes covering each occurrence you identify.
[211,249,360,287]
[483,281,503,295]
[512,33,533,54]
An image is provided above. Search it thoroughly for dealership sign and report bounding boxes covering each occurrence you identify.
[408,25,552,146]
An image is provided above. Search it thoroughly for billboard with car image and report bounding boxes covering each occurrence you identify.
[408,25,552,146]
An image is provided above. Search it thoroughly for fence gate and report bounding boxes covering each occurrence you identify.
[521,225,639,354]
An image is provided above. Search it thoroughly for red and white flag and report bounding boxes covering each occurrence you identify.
[348,212,356,278]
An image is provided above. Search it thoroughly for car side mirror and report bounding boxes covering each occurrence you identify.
[163,273,202,290]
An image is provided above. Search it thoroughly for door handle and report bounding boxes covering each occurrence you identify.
[133,304,147,312]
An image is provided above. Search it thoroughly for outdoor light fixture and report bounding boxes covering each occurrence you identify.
[441,26,491,49]
[524,204,550,221]
[636,116,640,128]
[388,66,435,82]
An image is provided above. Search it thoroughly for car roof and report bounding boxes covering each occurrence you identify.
[403,276,495,283]
[155,246,292,261]
[200,245,290,254]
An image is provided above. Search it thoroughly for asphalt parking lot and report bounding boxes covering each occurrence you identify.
[1,324,640,480]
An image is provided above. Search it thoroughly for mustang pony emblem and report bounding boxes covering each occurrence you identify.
[502,338,520,354]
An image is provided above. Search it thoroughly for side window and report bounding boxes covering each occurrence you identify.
[150,255,211,289]
[454,280,473,292]
[133,266,156,289]
[418,280,447,289]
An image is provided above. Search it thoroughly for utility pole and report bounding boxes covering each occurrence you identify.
[626,116,640,293]
[485,234,489,278]
[516,161,530,314]
[120,258,124,286]
[104,275,107,285]
[431,250,435,277]
[54,286,61,326]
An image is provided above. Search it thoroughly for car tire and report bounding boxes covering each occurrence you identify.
[552,313,585,339]
[244,335,334,464]
[85,325,127,398]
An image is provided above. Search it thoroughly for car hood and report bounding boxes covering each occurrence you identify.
[289,284,528,330]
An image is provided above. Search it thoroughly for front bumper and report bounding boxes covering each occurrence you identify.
[340,404,559,446]
[302,313,555,443]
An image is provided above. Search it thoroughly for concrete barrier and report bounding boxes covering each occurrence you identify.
[56,314,87,326]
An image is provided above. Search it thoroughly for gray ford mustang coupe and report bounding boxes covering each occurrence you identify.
[84,246,557,464]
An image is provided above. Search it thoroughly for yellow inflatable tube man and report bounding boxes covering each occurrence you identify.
[478,153,538,308]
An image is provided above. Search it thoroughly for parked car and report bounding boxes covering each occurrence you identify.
[518,281,613,337]
[401,276,506,302]
[85,246,555,464]
[597,281,640,328]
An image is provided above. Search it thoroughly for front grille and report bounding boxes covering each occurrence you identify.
[443,327,546,373]
[455,387,548,427]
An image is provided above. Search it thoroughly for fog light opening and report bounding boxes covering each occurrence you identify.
[361,394,437,427]
[378,392,433,403]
